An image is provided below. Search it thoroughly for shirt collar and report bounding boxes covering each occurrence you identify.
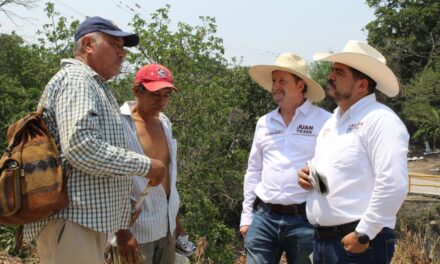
[120,101,136,116]
[334,93,377,119]
[270,99,313,122]
[61,58,103,81]
[120,101,166,121]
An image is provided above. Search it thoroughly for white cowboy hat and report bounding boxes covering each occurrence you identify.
[249,53,325,102]
[313,40,399,97]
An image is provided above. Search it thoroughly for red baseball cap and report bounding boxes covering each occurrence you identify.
[135,64,178,92]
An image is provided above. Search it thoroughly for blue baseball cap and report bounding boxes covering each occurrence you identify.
[74,16,139,47]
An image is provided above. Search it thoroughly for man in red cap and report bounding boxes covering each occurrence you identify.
[110,64,184,264]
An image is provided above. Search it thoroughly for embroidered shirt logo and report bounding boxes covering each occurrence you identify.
[321,128,331,137]
[296,124,314,135]
[265,130,282,136]
[347,122,364,133]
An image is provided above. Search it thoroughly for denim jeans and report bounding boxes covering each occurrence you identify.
[245,202,313,264]
[313,227,396,264]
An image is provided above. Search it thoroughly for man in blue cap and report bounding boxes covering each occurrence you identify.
[23,16,166,264]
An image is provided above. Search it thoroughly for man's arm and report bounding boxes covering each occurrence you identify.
[356,113,409,239]
[55,75,153,178]
[240,124,264,236]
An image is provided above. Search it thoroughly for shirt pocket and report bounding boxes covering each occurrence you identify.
[332,133,364,169]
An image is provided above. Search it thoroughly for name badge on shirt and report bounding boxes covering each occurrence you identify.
[296,124,314,135]
[347,122,364,133]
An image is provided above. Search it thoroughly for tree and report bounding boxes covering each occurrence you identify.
[0,0,39,26]
[309,61,336,112]
[402,57,440,147]
[365,0,440,84]
[0,33,51,151]
[365,0,440,147]
[0,2,78,152]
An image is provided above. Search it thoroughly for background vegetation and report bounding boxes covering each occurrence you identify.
[0,0,439,263]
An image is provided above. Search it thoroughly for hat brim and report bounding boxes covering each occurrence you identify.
[100,29,139,47]
[313,52,399,97]
[249,65,325,103]
[141,81,178,92]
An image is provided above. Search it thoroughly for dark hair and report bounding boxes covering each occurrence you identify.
[137,84,145,94]
[291,74,308,95]
[349,67,376,94]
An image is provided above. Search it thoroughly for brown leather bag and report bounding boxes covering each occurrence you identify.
[0,110,68,225]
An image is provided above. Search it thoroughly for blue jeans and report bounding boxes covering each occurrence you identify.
[245,202,313,264]
[313,227,396,264]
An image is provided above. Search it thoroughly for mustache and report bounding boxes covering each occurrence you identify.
[327,80,335,87]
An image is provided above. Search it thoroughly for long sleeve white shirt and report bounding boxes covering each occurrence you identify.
[306,94,409,239]
[240,100,330,226]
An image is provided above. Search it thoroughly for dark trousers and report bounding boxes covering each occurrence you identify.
[313,227,396,264]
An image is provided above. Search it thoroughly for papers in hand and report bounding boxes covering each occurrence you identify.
[176,234,196,257]
[306,161,329,196]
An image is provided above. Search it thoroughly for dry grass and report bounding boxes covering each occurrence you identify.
[393,223,439,264]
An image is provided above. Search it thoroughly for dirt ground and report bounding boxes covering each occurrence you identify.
[407,147,440,175]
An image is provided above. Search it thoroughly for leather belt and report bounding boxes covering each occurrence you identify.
[255,197,306,216]
[314,220,360,239]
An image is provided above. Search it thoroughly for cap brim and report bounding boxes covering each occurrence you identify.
[100,29,139,47]
[141,81,178,92]
[313,52,399,97]
[249,65,325,103]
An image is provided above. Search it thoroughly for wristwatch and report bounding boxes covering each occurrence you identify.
[354,231,370,244]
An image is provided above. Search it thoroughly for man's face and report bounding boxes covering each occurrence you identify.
[88,33,126,80]
[271,70,305,108]
[136,87,172,117]
[326,63,359,104]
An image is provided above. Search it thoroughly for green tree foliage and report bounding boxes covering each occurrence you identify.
[0,33,49,151]
[0,2,78,152]
[365,0,440,84]
[309,61,336,112]
[365,0,440,146]
[402,57,440,147]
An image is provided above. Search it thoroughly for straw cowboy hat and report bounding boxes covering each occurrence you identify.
[313,40,399,97]
[249,53,325,103]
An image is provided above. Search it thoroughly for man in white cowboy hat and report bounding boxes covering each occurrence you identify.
[240,53,331,263]
[298,40,409,264]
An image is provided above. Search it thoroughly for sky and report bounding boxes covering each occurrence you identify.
[0,0,376,66]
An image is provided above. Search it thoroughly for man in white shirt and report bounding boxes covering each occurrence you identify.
[240,53,331,263]
[298,40,409,264]
[111,64,183,264]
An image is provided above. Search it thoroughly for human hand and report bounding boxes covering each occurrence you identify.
[341,232,369,254]
[239,225,250,237]
[115,229,142,264]
[176,215,186,236]
[129,200,142,227]
[298,166,313,190]
[145,159,165,186]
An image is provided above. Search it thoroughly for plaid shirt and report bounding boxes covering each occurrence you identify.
[23,59,151,241]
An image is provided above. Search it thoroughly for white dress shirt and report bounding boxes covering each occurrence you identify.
[119,101,180,243]
[240,100,330,226]
[306,94,409,239]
